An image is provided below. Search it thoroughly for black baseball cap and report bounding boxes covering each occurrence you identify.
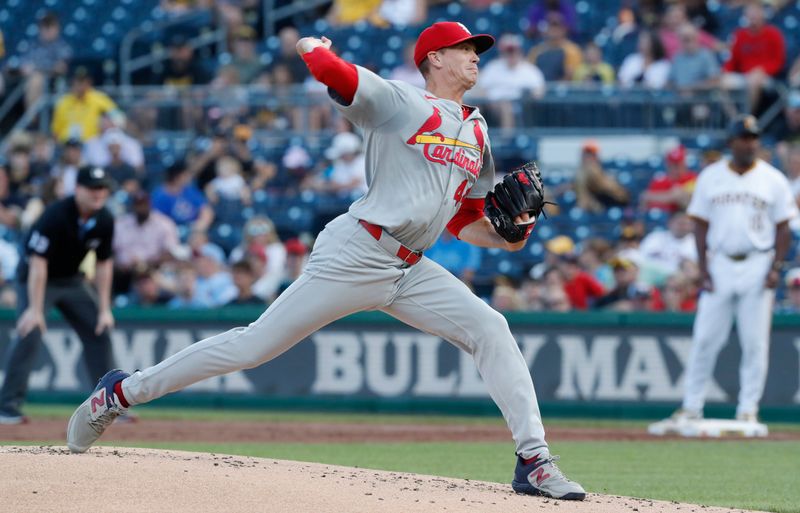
[76,165,112,189]
[727,114,760,139]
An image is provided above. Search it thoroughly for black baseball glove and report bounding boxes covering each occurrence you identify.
[484,162,546,243]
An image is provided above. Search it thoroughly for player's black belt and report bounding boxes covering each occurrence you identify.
[358,219,423,266]
[725,249,772,261]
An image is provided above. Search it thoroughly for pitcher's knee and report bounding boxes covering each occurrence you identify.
[472,310,513,346]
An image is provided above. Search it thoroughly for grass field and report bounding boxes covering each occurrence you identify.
[4,405,799,513]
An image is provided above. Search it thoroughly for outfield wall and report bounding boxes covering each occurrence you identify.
[1,308,799,420]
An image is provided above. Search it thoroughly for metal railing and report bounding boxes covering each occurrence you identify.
[1,83,750,154]
[119,10,227,87]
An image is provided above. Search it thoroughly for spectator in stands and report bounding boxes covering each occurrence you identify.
[390,43,426,89]
[519,278,545,311]
[722,0,786,113]
[491,277,526,311]
[527,12,583,82]
[276,238,309,296]
[377,0,427,27]
[17,12,72,109]
[578,237,614,289]
[772,90,800,162]
[204,155,252,206]
[308,132,368,197]
[669,24,721,92]
[617,220,645,251]
[426,230,482,287]
[661,272,697,312]
[635,0,667,30]
[192,243,237,307]
[0,164,26,231]
[229,216,287,301]
[83,117,145,173]
[608,7,639,67]
[541,267,572,311]
[528,234,574,280]
[151,160,214,230]
[103,132,140,194]
[50,138,84,197]
[327,0,382,26]
[638,211,697,286]
[113,190,180,294]
[156,34,211,87]
[229,25,262,85]
[658,4,718,60]
[684,0,720,36]
[618,30,670,89]
[128,268,171,307]
[477,34,546,130]
[272,27,309,85]
[167,263,201,309]
[226,260,264,306]
[189,124,269,191]
[778,268,800,313]
[51,67,118,142]
[640,145,697,212]
[268,144,311,194]
[595,253,659,311]
[558,254,605,310]
[572,42,615,85]
[574,140,630,213]
[526,0,578,38]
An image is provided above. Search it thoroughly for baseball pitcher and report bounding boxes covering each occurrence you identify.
[672,115,798,423]
[66,22,585,500]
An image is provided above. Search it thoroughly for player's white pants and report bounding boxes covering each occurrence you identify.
[682,252,774,416]
[122,214,548,457]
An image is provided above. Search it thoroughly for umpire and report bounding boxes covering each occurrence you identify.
[0,165,117,424]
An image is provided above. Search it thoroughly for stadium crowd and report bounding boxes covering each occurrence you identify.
[1,0,800,313]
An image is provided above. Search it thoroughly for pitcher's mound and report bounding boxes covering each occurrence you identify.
[0,446,762,513]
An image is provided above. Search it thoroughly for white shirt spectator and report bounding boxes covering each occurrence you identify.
[252,242,288,300]
[389,64,426,89]
[209,173,247,200]
[478,58,546,101]
[639,228,697,275]
[618,53,671,89]
[84,128,145,169]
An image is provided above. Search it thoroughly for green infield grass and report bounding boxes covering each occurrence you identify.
[3,406,799,512]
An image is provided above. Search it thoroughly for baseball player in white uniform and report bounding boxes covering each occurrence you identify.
[673,115,797,422]
[67,22,585,500]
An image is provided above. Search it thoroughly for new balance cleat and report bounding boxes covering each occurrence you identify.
[512,453,586,500]
[67,369,130,453]
[670,408,703,422]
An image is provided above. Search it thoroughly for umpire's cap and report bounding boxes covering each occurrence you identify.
[414,22,494,67]
[77,165,112,189]
[727,114,760,139]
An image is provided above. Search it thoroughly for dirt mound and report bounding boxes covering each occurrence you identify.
[0,446,764,513]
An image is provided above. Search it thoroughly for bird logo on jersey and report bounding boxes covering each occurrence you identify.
[406,104,485,177]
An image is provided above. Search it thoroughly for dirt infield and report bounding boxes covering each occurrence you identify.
[0,446,768,513]
[0,417,798,443]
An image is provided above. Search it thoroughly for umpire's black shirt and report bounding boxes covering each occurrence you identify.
[17,196,114,282]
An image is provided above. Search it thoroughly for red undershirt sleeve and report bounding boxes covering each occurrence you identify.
[301,47,358,104]
[447,198,485,239]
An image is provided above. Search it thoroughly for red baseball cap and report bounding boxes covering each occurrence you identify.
[666,145,686,164]
[414,22,494,68]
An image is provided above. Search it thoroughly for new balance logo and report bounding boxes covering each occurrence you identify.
[529,467,551,485]
[90,389,106,414]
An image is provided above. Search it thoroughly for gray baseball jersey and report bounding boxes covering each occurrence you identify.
[114,53,550,463]
[340,66,495,250]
